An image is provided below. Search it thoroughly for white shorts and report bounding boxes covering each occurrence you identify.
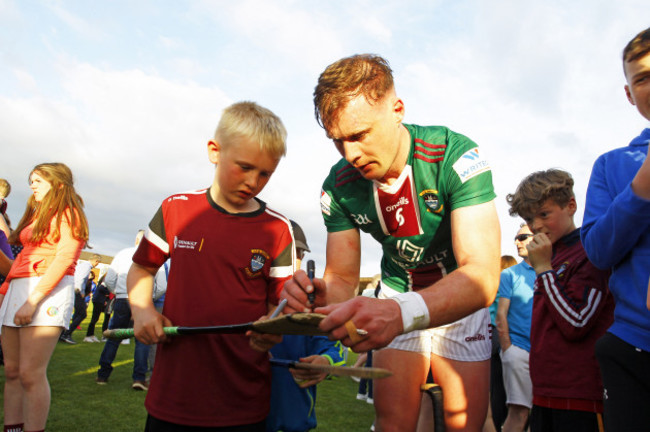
[382,307,492,362]
[0,275,74,329]
[500,344,533,408]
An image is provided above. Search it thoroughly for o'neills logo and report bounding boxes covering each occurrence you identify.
[465,333,486,342]
[385,196,409,212]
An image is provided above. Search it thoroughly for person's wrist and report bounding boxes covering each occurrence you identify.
[390,292,430,333]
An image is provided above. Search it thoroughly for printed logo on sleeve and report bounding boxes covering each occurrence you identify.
[452,148,491,184]
[320,190,332,216]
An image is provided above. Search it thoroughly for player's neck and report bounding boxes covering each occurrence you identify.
[379,125,411,186]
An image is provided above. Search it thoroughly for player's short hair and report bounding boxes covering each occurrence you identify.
[623,27,650,66]
[506,169,575,219]
[313,54,394,131]
[0,179,10,198]
[214,101,287,160]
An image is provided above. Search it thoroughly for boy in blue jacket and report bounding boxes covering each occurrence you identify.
[581,26,650,432]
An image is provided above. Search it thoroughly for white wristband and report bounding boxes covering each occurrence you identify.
[390,291,430,333]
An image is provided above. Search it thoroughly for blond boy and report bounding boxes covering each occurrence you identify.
[127,101,294,431]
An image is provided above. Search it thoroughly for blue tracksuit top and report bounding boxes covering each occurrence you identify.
[267,335,346,432]
[581,128,650,351]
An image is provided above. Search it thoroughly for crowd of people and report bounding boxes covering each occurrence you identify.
[0,26,648,432]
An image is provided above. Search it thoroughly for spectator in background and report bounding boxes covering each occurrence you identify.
[0,178,11,238]
[508,169,614,432]
[496,225,536,432]
[84,274,112,343]
[96,230,150,391]
[59,253,101,344]
[0,162,89,432]
[485,254,518,432]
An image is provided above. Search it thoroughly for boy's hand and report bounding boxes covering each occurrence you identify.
[247,330,282,352]
[282,269,327,313]
[526,233,554,275]
[132,306,172,344]
[290,355,330,388]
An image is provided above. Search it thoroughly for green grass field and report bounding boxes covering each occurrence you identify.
[0,305,376,431]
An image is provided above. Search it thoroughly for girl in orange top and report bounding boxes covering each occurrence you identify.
[0,163,88,432]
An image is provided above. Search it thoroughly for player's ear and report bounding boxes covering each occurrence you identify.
[207,140,221,164]
[392,97,405,124]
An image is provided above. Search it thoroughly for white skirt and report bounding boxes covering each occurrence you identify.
[0,275,74,329]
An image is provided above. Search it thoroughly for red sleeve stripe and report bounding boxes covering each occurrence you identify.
[539,272,602,327]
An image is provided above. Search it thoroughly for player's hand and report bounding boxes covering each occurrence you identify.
[13,300,36,326]
[281,269,327,313]
[132,306,171,344]
[526,233,553,274]
[290,355,330,388]
[316,296,402,352]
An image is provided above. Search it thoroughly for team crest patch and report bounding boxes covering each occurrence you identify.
[46,306,59,317]
[556,262,569,277]
[419,189,443,213]
[245,249,271,278]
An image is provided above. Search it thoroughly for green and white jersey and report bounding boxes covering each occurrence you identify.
[320,124,495,295]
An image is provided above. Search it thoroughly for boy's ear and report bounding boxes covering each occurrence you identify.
[207,140,221,164]
[625,84,635,106]
[566,197,577,216]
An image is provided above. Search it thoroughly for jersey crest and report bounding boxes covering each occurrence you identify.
[245,249,270,278]
[419,189,443,213]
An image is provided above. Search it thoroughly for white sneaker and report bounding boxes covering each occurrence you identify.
[83,336,95,343]
[121,338,131,345]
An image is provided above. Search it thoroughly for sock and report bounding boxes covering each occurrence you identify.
[4,424,24,432]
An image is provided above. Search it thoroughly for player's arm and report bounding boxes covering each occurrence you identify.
[127,262,171,344]
[419,200,501,324]
[495,298,512,351]
[282,228,361,313]
[319,200,501,351]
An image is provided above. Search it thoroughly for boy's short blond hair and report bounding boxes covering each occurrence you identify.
[0,179,10,198]
[214,101,287,160]
[507,169,575,219]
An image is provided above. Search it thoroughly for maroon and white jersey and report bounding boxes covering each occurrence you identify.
[133,188,294,427]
